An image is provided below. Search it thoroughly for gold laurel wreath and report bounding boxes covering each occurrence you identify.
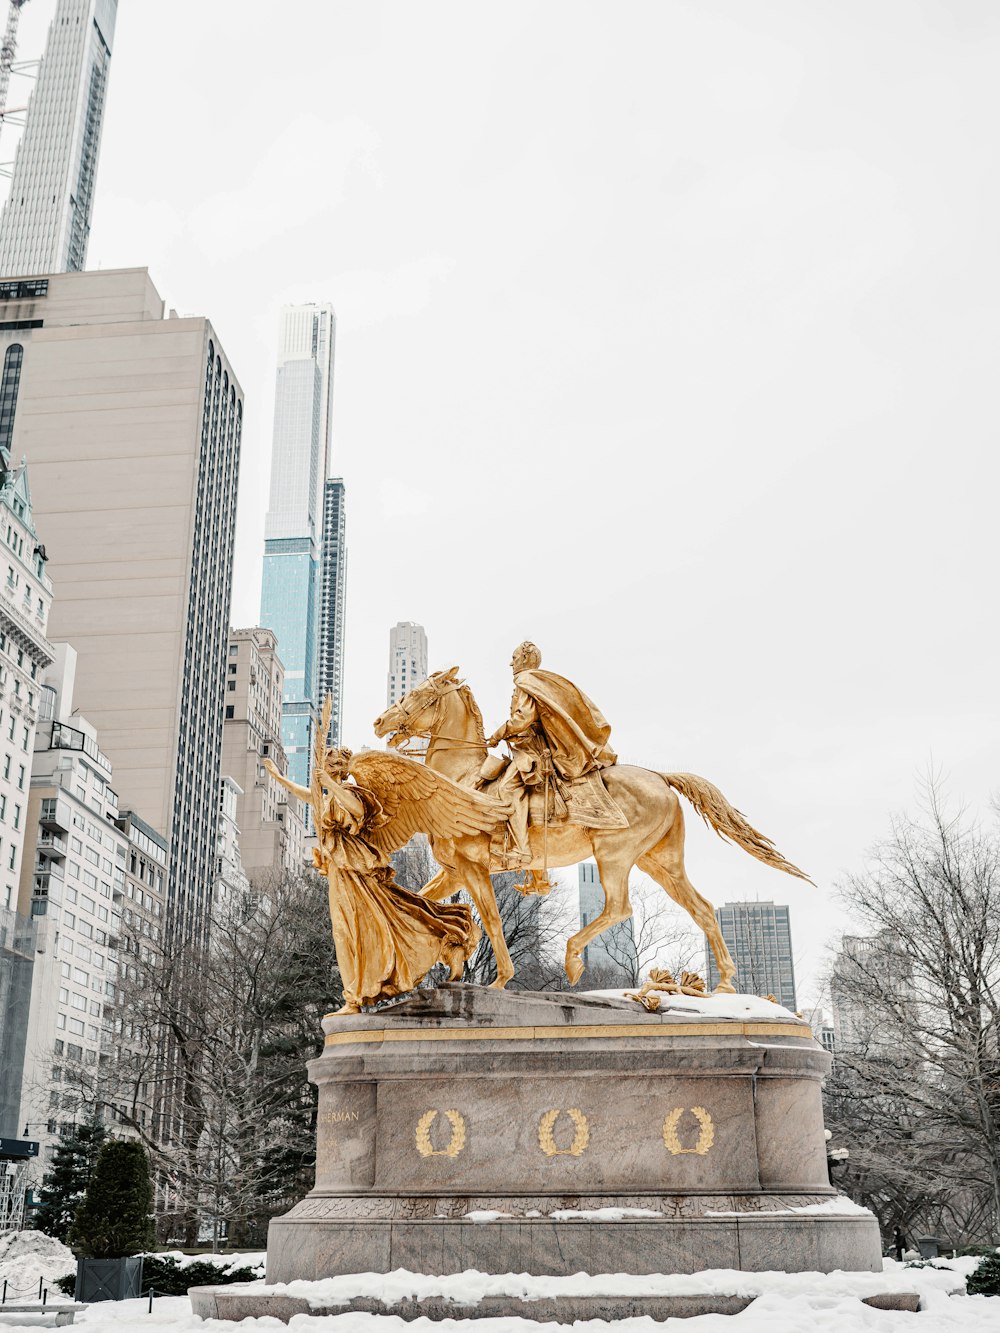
[662,1106,715,1156]
[538,1108,590,1157]
[415,1109,466,1158]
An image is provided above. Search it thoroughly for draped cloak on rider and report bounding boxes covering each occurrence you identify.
[508,668,617,781]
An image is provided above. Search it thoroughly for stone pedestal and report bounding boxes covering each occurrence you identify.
[265,984,882,1279]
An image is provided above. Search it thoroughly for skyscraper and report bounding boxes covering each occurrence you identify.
[830,932,914,1058]
[221,626,306,878]
[0,267,242,945]
[387,621,428,707]
[260,304,335,789]
[10,642,166,1165]
[317,478,346,746]
[705,900,797,1009]
[578,862,636,985]
[0,0,117,275]
[0,449,53,1140]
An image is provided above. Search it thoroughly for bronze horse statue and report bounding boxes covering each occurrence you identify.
[373,668,810,992]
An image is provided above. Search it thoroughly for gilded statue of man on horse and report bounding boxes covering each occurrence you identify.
[482,640,625,872]
[373,642,812,996]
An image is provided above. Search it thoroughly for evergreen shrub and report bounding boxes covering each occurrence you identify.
[967,1253,1000,1297]
[31,1120,106,1243]
[55,1254,264,1298]
[140,1255,264,1295]
[67,1140,155,1258]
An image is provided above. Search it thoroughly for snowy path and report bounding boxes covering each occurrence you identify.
[1,1287,998,1332]
[0,1239,996,1331]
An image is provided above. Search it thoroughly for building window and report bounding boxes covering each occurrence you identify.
[225,706,234,720]
[0,343,24,459]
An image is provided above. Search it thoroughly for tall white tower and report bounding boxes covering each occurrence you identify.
[387,621,428,707]
[260,302,337,792]
[265,303,336,543]
[0,0,117,276]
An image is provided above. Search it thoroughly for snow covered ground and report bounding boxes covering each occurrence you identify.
[0,1231,75,1301]
[0,1238,996,1331]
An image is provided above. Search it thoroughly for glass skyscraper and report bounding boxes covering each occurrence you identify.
[706,900,797,1009]
[318,478,347,747]
[578,862,636,985]
[260,304,336,789]
[0,0,117,275]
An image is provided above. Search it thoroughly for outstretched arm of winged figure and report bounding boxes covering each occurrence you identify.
[347,750,507,856]
[262,757,312,805]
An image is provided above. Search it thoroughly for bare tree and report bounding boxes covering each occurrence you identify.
[585,875,703,989]
[61,871,340,1246]
[826,783,1000,1245]
[390,835,437,893]
[464,872,576,990]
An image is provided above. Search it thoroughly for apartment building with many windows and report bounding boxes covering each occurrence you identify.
[0,458,54,913]
[705,900,797,1010]
[213,775,250,908]
[14,645,128,1162]
[387,621,428,708]
[221,628,306,880]
[0,268,243,946]
[0,455,54,1140]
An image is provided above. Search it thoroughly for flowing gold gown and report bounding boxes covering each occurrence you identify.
[314,781,480,1011]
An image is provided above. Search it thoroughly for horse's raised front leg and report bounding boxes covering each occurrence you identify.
[564,855,633,986]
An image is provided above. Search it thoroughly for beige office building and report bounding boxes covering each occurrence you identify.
[221,627,306,880]
[0,267,243,942]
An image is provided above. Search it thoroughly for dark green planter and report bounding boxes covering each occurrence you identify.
[74,1257,144,1302]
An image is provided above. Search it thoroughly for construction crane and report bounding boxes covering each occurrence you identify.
[0,0,30,151]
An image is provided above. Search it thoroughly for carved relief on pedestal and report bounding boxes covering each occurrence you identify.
[415,1109,467,1158]
[538,1108,590,1157]
[662,1107,715,1156]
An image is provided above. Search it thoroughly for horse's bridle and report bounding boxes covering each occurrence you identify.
[386,680,484,753]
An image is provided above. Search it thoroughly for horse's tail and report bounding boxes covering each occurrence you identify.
[660,772,814,885]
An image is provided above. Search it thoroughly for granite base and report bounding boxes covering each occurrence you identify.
[267,1210,881,1279]
[265,984,884,1283]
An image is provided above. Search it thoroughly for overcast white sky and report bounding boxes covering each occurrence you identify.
[8,0,997,999]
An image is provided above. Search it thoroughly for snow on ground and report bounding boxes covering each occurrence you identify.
[245,1258,975,1308]
[0,1284,997,1332]
[0,1231,75,1301]
[0,1249,996,1331]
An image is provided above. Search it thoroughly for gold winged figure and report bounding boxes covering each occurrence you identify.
[265,699,506,1014]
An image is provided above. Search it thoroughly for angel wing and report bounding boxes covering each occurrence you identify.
[348,750,508,858]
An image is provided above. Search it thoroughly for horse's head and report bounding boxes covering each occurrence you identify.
[373,666,462,750]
